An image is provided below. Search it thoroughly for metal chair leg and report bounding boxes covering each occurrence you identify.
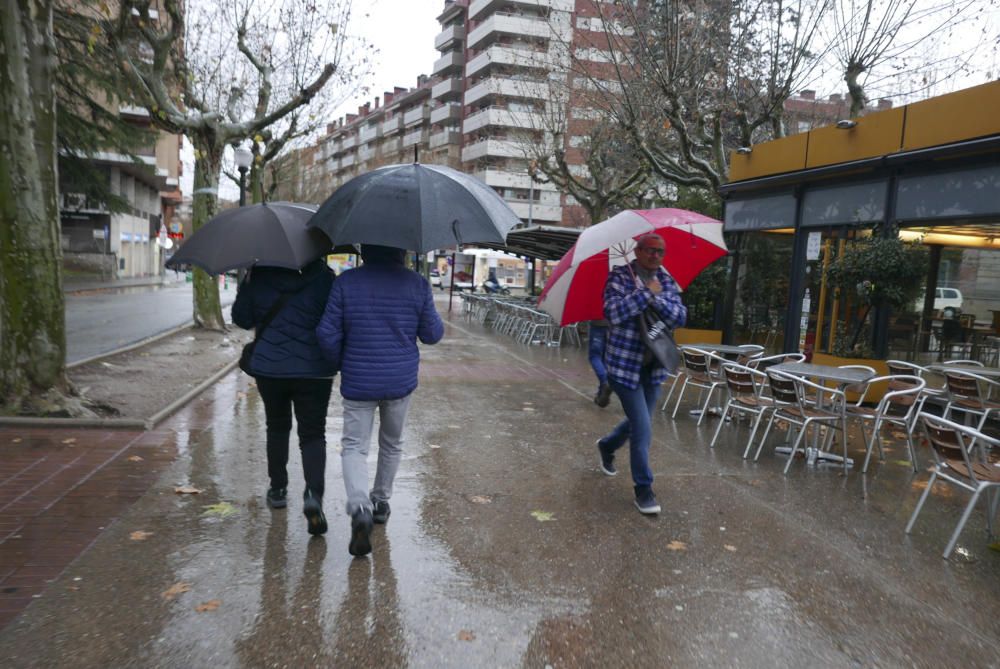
[709,399,733,448]
[783,421,810,475]
[905,470,938,534]
[671,379,691,419]
[942,489,983,559]
[754,411,780,461]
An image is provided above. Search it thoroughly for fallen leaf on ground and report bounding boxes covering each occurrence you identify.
[202,502,237,517]
[127,455,144,462]
[429,444,441,449]
[174,486,204,494]
[129,531,153,541]
[890,432,908,440]
[162,582,192,600]
[11,438,22,444]
[195,599,221,612]
[530,510,555,522]
[468,495,492,504]
[447,424,461,429]
[61,438,77,444]
[666,540,688,551]
[457,630,476,641]
[891,460,913,467]
[522,407,535,412]
[988,542,1000,553]
[724,544,737,552]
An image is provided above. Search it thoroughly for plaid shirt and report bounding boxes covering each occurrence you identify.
[603,261,687,389]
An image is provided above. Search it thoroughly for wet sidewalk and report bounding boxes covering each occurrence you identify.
[1,304,999,667]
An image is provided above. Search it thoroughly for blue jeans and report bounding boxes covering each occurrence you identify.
[600,367,661,488]
[588,324,609,387]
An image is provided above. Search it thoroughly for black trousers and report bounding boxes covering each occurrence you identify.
[255,376,333,497]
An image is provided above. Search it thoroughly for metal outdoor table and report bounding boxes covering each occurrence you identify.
[768,362,877,467]
[926,364,1000,379]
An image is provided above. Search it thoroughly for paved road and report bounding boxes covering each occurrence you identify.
[65,281,237,363]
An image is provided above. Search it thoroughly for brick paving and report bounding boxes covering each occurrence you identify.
[0,426,179,629]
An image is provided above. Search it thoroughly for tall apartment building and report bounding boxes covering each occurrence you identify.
[293,0,586,228]
[58,3,183,279]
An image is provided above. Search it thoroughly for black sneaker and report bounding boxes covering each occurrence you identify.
[349,507,374,557]
[594,382,612,408]
[266,487,287,509]
[597,439,616,476]
[302,490,327,535]
[634,486,661,515]
[372,499,391,525]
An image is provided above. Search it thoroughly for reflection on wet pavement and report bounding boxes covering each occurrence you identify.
[1,304,999,666]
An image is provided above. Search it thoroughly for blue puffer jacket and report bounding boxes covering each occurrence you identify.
[316,246,444,401]
[232,259,338,379]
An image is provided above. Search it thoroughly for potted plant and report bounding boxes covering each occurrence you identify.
[817,228,928,398]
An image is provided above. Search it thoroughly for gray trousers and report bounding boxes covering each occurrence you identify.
[340,394,412,515]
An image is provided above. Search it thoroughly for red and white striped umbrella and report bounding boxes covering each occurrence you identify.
[538,208,728,326]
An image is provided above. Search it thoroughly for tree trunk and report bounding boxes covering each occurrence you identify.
[845,63,867,118]
[0,0,69,409]
[190,142,226,330]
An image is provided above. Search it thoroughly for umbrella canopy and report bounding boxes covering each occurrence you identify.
[538,208,728,326]
[165,202,335,275]
[307,163,520,252]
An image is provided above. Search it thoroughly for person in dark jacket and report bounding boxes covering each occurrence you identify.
[316,244,444,557]
[232,258,337,536]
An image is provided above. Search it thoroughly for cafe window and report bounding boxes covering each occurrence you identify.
[800,179,887,227]
[724,193,796,232]
[896,163,1000,221]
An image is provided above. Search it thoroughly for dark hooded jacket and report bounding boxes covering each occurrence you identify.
[315,245,444,401]
[231,259,337,379]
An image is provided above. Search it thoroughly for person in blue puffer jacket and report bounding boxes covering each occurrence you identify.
[232,258,337,536]
[316,244,444,557]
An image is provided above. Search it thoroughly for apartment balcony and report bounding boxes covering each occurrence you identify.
[463,107,544,133]
[505,200,562,223]
[359,123,381,143]
[341,134,357,150]
[381,137,402,154]
[429,129,462,149]
[431,77,463,102]
[464,77,548,105]
[469,0,574,20]
[382,115,403,134]
[465,45,550,78]
[403,105,430,127]
[430,104,463,125]
[358,145,376,162]
[474,169,533,190]
[432,51,465,77]
[461,138,524,162]
[402,129,429,147]
[467,13,551,50]
[434,23,466,51]
[326,157,340,171]
[341,153,356,167]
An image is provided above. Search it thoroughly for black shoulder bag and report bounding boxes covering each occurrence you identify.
[638,306,680,374]
[238,294,291,376]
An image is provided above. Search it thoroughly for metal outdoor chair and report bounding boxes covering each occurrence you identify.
[756,370,851,474]
[887,359,948,413]
[709,363,776,458]
[747,352,806,371]
[905,413,1000,559]
[669,347,727,426]
[942,370,1000,438]
[845,375,926,473]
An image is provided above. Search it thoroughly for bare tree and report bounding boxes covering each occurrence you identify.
[99,0,363,329]
[561,0,830,190]
[825,0,991,116]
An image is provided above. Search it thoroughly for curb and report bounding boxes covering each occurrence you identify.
[144,360,240,429]
[67,321,195,370]
[0,362,240,431]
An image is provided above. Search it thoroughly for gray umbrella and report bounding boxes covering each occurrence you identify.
[307,163,521,252]
[165,202,343,275]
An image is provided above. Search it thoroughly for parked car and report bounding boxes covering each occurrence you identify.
[914,287,963,312]
[430,268,441,288]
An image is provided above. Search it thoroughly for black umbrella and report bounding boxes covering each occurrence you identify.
[165,202,342,275]
[307,163,520,252]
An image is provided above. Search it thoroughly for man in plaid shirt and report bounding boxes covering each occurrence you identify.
[597,233,686,514]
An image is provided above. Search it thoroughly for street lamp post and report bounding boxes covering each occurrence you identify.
[234,146,253,285]
[235,146,253,207]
